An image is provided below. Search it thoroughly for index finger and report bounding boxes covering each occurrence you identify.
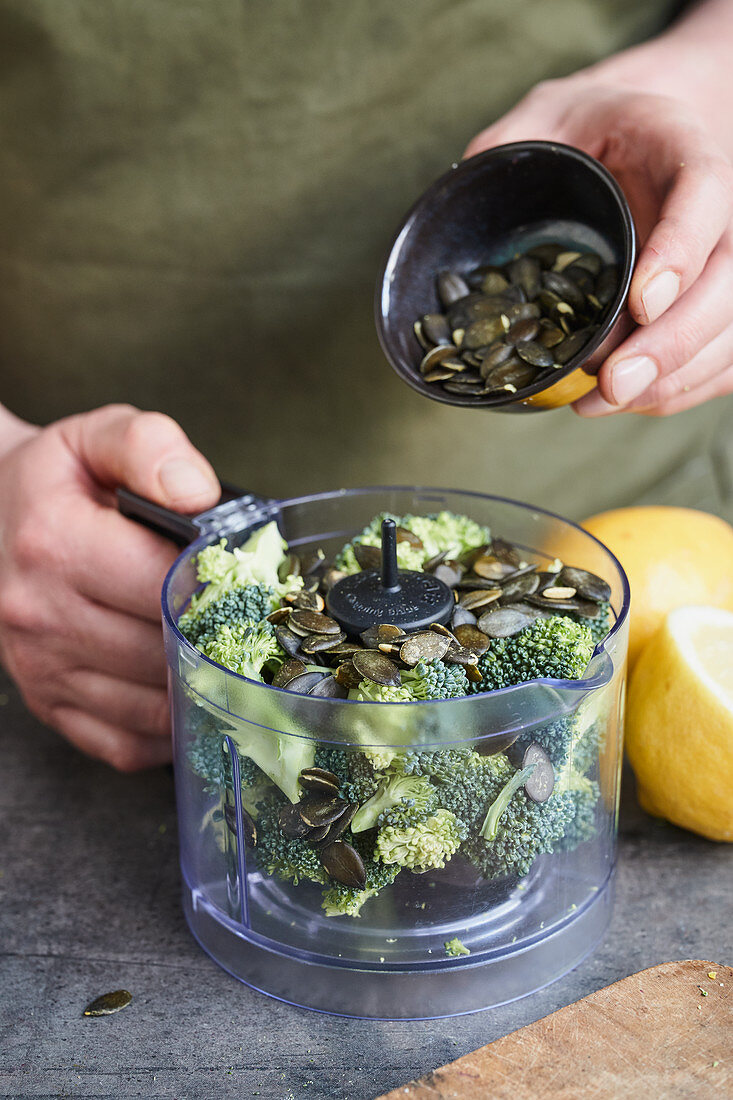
[630,156,733,325]
[69,500,181,621]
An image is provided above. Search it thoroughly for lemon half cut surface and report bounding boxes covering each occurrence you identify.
[626,605,733,842]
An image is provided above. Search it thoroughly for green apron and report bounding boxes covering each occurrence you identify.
[0,0,730,522]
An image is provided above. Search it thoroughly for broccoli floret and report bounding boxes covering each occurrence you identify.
[399,511,492,561]
[321,858,400,918]
[431,751,515,831]
[185,522,303,620]
[479,764,536,841]
[511,717,576,769]
[362,747,404,772]
[555,767,601,850]
[254,795,329,887]
[313,747,382,805]
[444,937,470,957]
[348,680,415,703]
[401,659,470,700]
[351,772,437,834]
[335,510,491,576]
[570,714,603,776]
[393,747,476,782]
[348,659,469,704]
[470,615,594,691]
[179,583,275,646]
[186,729,231,789]
[463,779,578,881]
[200,619,285,682]
[376,808,465,871]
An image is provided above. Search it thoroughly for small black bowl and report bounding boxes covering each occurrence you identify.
[375,141,636,412]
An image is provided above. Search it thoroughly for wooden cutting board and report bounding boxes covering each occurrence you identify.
[376,961,731,1100]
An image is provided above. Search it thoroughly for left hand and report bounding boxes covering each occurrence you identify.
[465,79,733,417]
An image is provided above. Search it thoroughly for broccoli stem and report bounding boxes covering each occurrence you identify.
[479,764,536,841]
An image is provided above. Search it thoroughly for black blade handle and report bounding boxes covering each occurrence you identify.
[116,488,202,546]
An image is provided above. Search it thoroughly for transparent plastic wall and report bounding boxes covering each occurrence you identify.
[163,488,629,1018]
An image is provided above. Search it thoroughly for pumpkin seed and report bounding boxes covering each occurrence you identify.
[299,795,350,828]
[400,632,451,666]
[352,650,402,687]
[83,990,132,1017]
[272,657,308,688]
[320,840,367,889]
[452,623,490,654]
[437,271,470,308]
[308,674,349,699]
[284,671,328,694]
[477,606,534,638]
[299,631,347,654]
[279,802,312,839]
[557,566,611,602]
[300,767,340,794]
[522,742,555,803]
[458,587,502,611]
[421,313,452,345]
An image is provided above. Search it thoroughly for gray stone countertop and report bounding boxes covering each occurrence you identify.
[1,669,730,1100]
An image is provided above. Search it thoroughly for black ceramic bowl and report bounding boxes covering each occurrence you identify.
[375,141,636,412]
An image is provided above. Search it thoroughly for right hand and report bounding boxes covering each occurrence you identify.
[0,404,220,771]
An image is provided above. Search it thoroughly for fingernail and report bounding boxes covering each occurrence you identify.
[159,458,216,504]
[609,355,658,405]
[640,270,679,323]
[573,388,622,418]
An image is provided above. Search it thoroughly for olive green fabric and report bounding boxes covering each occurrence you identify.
[0,0,730,521]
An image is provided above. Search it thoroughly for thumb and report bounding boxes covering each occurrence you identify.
[62,403,221,512]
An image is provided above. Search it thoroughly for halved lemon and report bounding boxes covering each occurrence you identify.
[626,605,733,841]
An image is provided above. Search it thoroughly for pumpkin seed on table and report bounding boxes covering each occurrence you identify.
[83,990,132,1017]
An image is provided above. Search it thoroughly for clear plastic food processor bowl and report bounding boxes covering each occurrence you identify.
[162,487,629,1019]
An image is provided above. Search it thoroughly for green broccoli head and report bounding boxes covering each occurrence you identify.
[554,767,601,850]
[313,747,383,805]
[470,615,594,692]
[321,857,400,918]
[200,618,285,682]
[335,510,491,576]
[178,583,275,646]
[401,659,470,700]
[253,795,328,886]
[348,659,469,704]
[462,760,592,881]
[430,751,515,832]
[351,771,437,834]
[376,808,465,871]
[512,717,576,769]
[185,522,303,619]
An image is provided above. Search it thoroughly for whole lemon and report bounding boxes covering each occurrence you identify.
[582,506,733,669]
[625,606,733,841]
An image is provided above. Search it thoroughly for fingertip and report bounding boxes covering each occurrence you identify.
[157,456,220,512]
[633,269,681,325]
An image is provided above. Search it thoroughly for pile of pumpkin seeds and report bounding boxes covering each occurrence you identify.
[413,243,619,400]
[266,531,611,698]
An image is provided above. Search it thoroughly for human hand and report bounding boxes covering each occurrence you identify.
[465,81,733,416]
[0,405,220,770]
